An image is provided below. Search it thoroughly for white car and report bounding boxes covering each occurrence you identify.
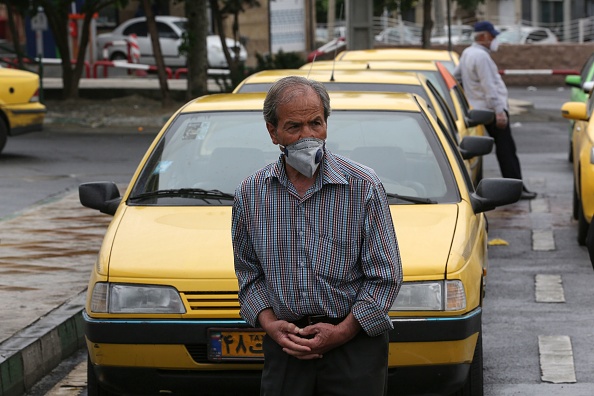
[96,15,247,68]
[374,26,421,45]
[496,26,558,44]
[430,25,473,45]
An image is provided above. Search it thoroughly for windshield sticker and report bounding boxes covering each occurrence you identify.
[183,121,210,140]
[153,160,172,174]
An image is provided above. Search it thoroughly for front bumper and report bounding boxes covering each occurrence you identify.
[85,308,481,395]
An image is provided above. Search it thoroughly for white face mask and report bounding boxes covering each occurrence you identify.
[280,138,325,178]
[490,38,500,52]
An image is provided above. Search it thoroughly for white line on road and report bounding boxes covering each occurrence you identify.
[535,274,565,303]
[538,335,577,384]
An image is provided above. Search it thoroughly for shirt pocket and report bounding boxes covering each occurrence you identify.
[311,233,360,282]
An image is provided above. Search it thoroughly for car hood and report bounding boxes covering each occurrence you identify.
[0,68,40,104]
[106,204,457,281]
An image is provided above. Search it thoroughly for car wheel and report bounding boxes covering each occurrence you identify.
[110,52,127,61]
[451,332,483,396]
[578,198,589,246]
[87,354,118,396]
[0,118,7,154]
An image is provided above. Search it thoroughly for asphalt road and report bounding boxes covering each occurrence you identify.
[15,84,594,396]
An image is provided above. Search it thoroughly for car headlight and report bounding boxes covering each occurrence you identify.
[90,283,186,314]
[390,280,466,311]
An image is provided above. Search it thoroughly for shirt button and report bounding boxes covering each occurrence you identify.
[302,292,307,297]
[300,262,305,267]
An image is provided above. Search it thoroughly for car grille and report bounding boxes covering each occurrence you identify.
[185,343,209,363]
[181,291,240,315]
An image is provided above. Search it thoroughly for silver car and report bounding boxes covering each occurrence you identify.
[96,15,247,68]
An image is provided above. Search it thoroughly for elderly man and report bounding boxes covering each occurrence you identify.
[232,76,402,395]
[454,21,537,199]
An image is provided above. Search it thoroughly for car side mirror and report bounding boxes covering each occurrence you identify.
[471,178,523,213]
[459,136,494,160]
[565,75,582,89]
[465,109,495,127]
[79,182,121,216]
[561,102,588,121]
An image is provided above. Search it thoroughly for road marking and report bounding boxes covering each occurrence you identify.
[535,274,565,303]
[532,229,555,251]
[538,335,577,384]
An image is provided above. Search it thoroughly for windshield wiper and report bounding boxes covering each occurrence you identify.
[129,188,234,202]
[386,192,437,204]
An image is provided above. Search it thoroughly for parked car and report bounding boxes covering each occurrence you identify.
[430,25,473,45]
[561,95,594,245]
[496,26,558,44]
[299,58,488,182]
[335,48,460,74]
[564,53,594,162]
[234,68,494,185]
[80,90,521,396]
[374,26,421,45]
[96,15,247,68]
[0,66,46,154]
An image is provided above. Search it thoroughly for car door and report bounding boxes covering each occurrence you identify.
[155,21,185,67]
[122,21,151,63]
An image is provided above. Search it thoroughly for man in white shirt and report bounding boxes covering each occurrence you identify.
[454,21,536,200]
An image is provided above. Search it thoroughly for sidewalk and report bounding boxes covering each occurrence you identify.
[0,191,112,396]
[0,79,536,396]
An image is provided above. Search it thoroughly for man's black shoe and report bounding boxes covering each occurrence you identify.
[520,190,537,200]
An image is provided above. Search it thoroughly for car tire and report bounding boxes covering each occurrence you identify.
[0,118,7,154]
[573,178,579,220]
[87,354,118,396]
[110,52,127,61]
[578,198,589,246]
[452,332,483,396]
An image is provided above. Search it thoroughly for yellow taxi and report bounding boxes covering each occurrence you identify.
[79,91,521,395]
[0,67,46,153]
[235,68,492,185]
[561,95,594,244]
[336,48,460,73]
[299,60,490,182]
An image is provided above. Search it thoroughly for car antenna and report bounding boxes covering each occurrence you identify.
[307,54,316,79]
[329,3,345,82]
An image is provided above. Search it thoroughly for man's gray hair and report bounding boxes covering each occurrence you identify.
[263,76,331,127]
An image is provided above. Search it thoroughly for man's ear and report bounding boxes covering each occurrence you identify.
[266,122,278,144]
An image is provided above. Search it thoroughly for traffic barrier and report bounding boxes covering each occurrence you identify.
[498,69,579,76]
[173,67,230,79]
[92,59,172,79]
[128,34,140,64]
[0,57,91,78]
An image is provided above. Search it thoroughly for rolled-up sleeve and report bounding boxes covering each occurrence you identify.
[352,183,402,336]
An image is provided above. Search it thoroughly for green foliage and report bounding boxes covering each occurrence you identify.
[253,50,305,72]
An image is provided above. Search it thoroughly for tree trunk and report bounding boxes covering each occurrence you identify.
[142,0,171,108]
[5,0,24,69]
[422,0,433,49]
[185,0,208,100]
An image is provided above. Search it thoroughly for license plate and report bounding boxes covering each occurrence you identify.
[208,328,265,361]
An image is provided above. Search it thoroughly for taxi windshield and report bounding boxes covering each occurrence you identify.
[130,110,459,205]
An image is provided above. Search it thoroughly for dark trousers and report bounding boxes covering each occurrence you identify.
[260,331,389,396]
[485,111,523,181]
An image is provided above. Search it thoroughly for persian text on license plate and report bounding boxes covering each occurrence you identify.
[208,328,265,361]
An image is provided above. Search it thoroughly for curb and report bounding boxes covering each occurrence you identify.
[0,292,86,396]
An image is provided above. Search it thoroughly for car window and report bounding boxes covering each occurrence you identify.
[156,22,178,39]
[580,54,594,82]
[527,30,547,42]
[425,80,459,141]
[123,22,148,37]
[131,110,459,205]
